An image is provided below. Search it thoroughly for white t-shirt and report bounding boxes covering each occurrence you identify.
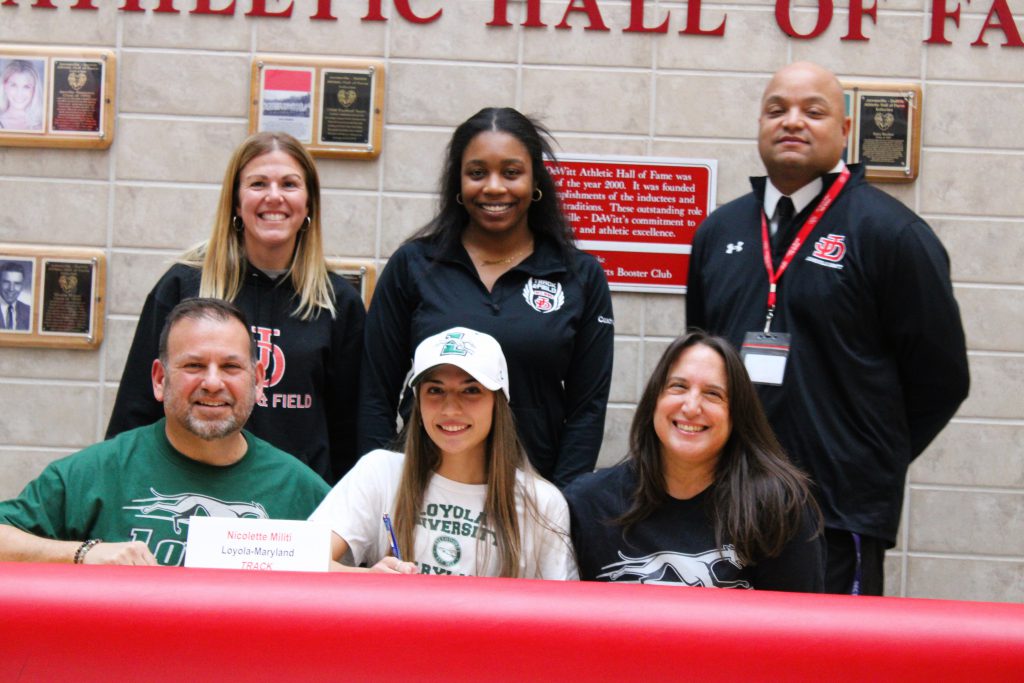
[310,449,577,579]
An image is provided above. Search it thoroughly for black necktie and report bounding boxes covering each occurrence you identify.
[773,196,795,249]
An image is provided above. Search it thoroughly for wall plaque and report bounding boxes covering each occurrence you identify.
[250,57,384,160]
[0,45,115,150]
[841,81,922,183]
[0,245,105,350]
[327,258,377,309]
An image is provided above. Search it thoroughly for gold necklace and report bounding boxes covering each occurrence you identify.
[479,250,526,266]
[470,241,534,267]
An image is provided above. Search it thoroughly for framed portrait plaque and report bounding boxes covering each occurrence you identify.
[250,56,384,160]
[841,81,922,183]
[0,244,105,350]
[0,45,115,150]
[327,258,377,309]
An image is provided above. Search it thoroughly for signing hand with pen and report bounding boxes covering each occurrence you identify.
[326,530,419,574]
[373,514,418,573]
[370,556,418,574]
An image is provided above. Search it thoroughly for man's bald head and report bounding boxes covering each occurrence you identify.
[757,62,851,195]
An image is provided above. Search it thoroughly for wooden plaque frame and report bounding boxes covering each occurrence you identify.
[249,56,384,160]
[0,45,115,150]
[327,258,377,309]
[841,81,922,183]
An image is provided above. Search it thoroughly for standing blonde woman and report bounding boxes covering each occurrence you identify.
[312,327,576,578]
[107,131,364,484]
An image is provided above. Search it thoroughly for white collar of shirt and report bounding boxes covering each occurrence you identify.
[764,160,846,231]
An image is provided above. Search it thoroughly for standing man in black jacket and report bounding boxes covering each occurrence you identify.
[686,62,969,595]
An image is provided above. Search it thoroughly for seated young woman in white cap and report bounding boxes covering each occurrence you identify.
[310,327,577,579]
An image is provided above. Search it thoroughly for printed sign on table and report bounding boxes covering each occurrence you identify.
[547,155,717,293]
[185,516,332,573]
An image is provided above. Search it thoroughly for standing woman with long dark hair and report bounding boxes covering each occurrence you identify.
[358,107,614,488]
[107,131,364,484]
[565,331,824,591]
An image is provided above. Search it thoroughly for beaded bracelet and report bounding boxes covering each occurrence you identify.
[73,538,102,564]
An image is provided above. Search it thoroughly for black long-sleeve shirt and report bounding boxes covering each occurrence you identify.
[357,236,614,488]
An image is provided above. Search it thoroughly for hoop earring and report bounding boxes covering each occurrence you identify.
[300,216,311,233]
[232,215,244,232]
[456,194,464,205]
[532,188,543,202]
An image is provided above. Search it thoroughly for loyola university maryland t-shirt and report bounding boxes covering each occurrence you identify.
[310,450,576,579]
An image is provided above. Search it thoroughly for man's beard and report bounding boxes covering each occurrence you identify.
[184,411,245,441]
[174,383,255,441]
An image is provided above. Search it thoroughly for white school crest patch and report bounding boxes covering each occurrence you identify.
[522,277,565,313]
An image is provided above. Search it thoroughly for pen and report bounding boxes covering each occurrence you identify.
[382,513,402,561]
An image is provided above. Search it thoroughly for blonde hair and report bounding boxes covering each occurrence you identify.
[183,131,335,320]
[0,60,43,123]
[392,383,550,578]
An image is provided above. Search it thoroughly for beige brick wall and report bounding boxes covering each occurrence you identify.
[1,1,1021,601]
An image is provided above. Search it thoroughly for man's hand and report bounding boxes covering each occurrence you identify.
[82,541,159,566]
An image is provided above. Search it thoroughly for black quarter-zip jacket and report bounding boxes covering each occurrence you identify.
[686,164,969,545]
[357,235,614,488]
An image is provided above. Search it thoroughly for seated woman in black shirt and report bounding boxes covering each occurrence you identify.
[564,331,824,591]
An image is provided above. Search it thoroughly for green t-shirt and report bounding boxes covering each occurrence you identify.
[0,419,330,566]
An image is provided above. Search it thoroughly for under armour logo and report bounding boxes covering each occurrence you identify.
[726,241,744,254]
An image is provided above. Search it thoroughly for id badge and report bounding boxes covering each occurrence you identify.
[741,332,791,386]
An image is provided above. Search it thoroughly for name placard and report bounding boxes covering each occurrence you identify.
[184,517,331,573]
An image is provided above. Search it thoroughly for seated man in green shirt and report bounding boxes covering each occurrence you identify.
[0,298,330,566]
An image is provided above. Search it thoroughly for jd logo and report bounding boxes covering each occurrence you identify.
[252,326,286,387]
[811,233,847,263]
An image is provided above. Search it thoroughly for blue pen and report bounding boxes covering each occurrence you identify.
[382,513,402,561]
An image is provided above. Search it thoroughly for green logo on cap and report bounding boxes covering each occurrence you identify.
[440,332,468,357]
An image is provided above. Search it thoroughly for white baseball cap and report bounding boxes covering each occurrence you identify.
[409,327,510,401]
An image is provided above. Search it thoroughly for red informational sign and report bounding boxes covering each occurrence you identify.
[546,155,717,293]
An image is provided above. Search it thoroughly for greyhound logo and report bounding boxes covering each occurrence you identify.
[125,489,269,534]
[597,545,751,588]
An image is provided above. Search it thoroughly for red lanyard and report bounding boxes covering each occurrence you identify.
[759,167,850,333]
